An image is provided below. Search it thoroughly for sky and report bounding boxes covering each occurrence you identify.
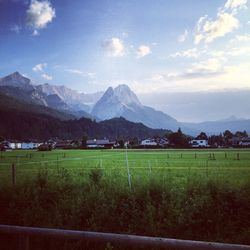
[0,0,250,121]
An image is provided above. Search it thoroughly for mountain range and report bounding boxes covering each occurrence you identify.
[0,71,249,137]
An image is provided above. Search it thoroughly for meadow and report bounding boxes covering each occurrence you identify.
[0,148,250,249]
[0,148,250,186]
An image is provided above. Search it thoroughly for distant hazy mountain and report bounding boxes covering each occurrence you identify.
[183,116,250,135]
[92,84,181,131]
[0,72,99,119]
[1,72,249,136]
[37,83,103,112]
[0,71,35,92]
[0,96,170,140]
[0,90,74,121]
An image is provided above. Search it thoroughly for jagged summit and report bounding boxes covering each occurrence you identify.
[91,84,179,130]
[113,84,142,106]
[0,71,35,91]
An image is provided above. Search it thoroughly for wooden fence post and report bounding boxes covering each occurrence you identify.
[12,163,16,186]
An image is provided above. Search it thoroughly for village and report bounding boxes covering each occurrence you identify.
[1,131,250,151]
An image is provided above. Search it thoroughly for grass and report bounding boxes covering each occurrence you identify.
[0,149,249,249]
[0,148,250,186]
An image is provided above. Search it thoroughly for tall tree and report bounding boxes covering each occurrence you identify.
[168,128,188,148]
[196,132,208,140]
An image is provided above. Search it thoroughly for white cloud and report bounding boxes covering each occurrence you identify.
[186,58,224,76]
[193,0,248,44]
[26,0,56,31]
[136,45,151,58]
[170,48,200,58]
[224,0,248,10]
[102,37,125,57]
[32,63,47,72]
[41,73,52,80]
[10,24,21,33]
[234,34,250,41]
[65,69,96,78]
[32,30,39,36]
[65,69,84,75]
[194,12,239,44]
[178,29,188,43]
[227,46,250,56]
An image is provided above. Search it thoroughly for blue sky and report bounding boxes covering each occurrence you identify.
[0,0,250,95]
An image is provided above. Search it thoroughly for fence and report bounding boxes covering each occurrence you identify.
[0,225,250,250]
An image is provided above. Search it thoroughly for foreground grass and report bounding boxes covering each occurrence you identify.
[0,149,249,249]
[0,167,249,249]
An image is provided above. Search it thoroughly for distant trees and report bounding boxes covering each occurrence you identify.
[196,132,208,140]
[235,130,248,137]
[0,136,4,142]
[128,137,139,147]
[117,139,124,148]
[168,128,189,148]
[208,134,224,147]
[81,133,88,148]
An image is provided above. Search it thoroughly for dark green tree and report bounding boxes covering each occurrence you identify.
[196,132,208,140]
[223,130,233,145]
[168,128,188,148]
[81,133,88,148]
[234,130,248,137]
[117,139,124,148]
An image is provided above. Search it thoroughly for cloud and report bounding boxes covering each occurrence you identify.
[194,12,239,44]
[224,0,248,10]
[178,29,188,43]
[65,69,96,78]
[26,0,55,32]
[65,69,84,75]
[234,34,250,41]
[152,58,225,84]
[41,73,52,80]
[184,58,225,77]
[32,30,39,36]
[136,45,151,58]
[170,48,200,58]
[102,37,125,57]
[226,46,250,56]
[10,24,21,33]
[32,63,47,72]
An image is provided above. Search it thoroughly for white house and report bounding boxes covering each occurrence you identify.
[86,139,115,149]
[140,139,157,146]
[21,142,41,149]
[190,139,209,148]
[9,142,22,149]
[239,137,250,147]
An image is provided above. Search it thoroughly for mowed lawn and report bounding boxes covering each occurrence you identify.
[0,148,250,187]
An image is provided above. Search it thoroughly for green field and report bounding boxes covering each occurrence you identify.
[0,148,250,248]
[0,148,250,187]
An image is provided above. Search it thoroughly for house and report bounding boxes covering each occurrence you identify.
[190,139,209,148]
[140,139,157,146]
[20,142,42,149]
[86,139,115,149]
[9,141,22,149]
[0,141,12,151]
[239,137,250,147]
[157,138,169,147]
[140,138,169,148]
